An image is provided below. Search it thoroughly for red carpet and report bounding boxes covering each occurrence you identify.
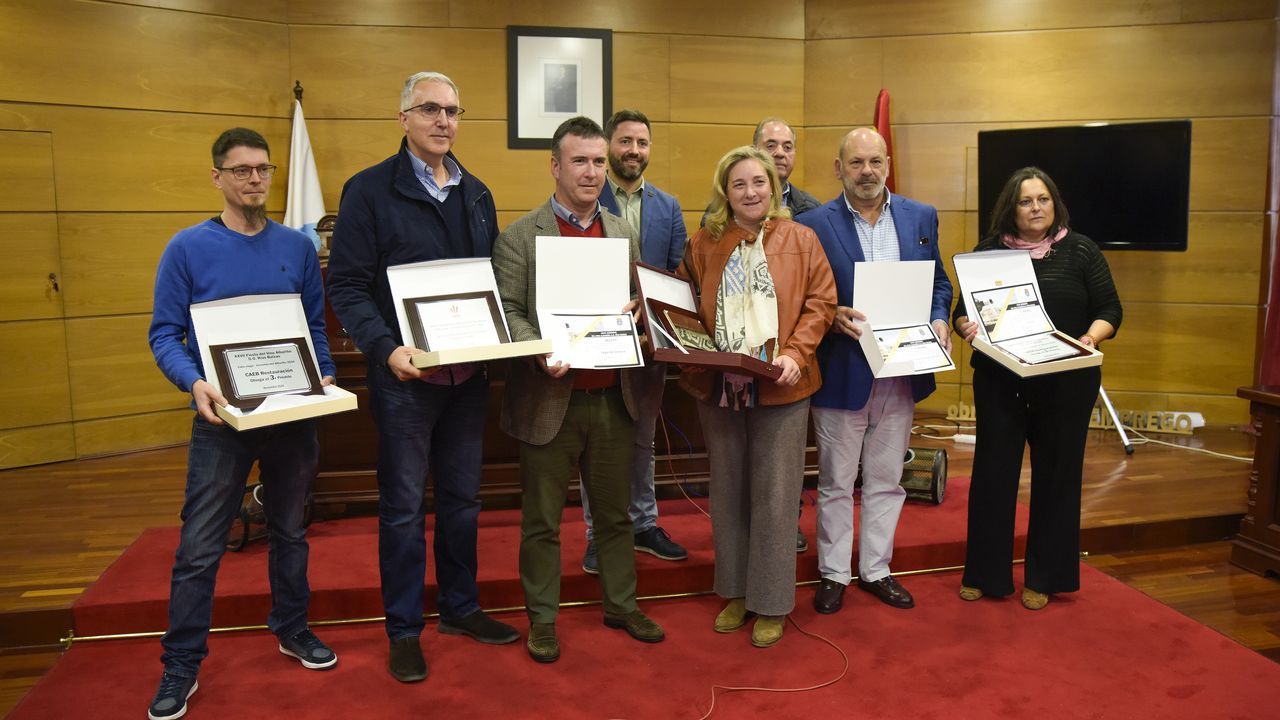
[73,477,1026,636]
[16,565,1277,719]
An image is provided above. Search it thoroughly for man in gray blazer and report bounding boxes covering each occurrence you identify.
[492,116,665,664]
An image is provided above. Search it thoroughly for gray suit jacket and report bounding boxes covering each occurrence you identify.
[492,200,644,445]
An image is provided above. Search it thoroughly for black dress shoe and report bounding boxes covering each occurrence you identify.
[857,575,915,609]
[389,636,428,682]
[813,578,846,614]
[438,609,520,644]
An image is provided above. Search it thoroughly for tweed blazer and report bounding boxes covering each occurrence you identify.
[492,200,644,446]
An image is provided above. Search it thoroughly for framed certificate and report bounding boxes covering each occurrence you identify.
[403,290,509,352]
[632,262,782,381]
[850,261,955,377]
[209,337,324,412]
[953,249,1102,377]
[387,258,552,369]
[546,311,642,369]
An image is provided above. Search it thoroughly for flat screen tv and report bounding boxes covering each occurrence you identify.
[977,120,1191,251]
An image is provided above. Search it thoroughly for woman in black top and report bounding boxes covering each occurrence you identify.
[952,167,1122,610]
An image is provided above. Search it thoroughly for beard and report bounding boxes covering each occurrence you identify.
[608,152,648,182]
[850,176,886,201]
[238,200,268,227]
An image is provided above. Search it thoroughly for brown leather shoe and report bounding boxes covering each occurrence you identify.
[857,575,915,609]
[603,610,665,643]
[526,622,560,663]
[813,578,845,614]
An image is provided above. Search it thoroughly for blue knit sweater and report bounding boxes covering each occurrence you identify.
[149,219,336,393]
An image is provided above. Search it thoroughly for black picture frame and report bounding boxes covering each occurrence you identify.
[506,25,613,149]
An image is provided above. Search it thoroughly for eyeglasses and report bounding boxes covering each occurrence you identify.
[216,164,277,180]
[403,102,465,121]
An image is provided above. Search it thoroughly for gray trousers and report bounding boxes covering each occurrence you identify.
[697,396,810,616]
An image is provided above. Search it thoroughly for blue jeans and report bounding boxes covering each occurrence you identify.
[160,415,317,677]
[368,363,487,639]
[581,362,665,540]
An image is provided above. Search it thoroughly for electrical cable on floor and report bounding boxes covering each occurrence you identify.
[657,409,712,519]
[1120,425,1253,462]
[692,615,850,720]
[651,405,851,718]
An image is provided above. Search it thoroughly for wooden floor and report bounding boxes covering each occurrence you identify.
[0,424,1275,717]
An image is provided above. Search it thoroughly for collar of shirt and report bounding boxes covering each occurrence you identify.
[408,151,462,201]
[782,182,793,208]
[844,190,893,219]
[550,193,602,230]
[609,176,646,200]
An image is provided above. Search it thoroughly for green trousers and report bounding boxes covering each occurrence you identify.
[519,388,638,624]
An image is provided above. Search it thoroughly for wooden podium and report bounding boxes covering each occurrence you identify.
[1232,386,1280,576]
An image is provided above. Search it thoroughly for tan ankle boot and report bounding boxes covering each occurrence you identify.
[714,598,750,633]
[750,615,785,647]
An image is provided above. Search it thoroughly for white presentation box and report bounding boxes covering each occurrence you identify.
[851,261,955,378]
[952,249,1102,377]
[387,257,551,369]
[190,294,357,431]
[534,236,644,370]
[632,262,781,380]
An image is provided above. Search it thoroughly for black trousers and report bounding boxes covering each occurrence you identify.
[962,361,1101,596]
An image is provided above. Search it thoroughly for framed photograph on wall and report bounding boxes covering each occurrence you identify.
[507,26,612,149]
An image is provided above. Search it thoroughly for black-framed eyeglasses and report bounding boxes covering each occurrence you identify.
[403,102,465,121]
[216,164,277,180]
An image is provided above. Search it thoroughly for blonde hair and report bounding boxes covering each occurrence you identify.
[704,146,790,238]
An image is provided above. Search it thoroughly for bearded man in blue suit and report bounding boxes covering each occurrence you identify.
[794,127,953,614]
[577,109,689,574]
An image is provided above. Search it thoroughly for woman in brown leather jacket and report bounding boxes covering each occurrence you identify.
[679,146,836,647]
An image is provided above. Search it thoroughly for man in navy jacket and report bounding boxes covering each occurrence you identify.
[327,71,518,684]
[795,128,953,614]
[577,109,689,574]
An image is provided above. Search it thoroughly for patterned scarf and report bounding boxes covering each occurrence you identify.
[714,224,779,409]
[1001,226,1068,259]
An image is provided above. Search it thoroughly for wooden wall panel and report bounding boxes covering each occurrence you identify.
[0,104,291,213]
[288,26,505,120]
[0,215,62,323]
[447,0,805,38]
[806,0,1188,40]
[59,214,207,318]
[1101,304,1257,395]
[881,22,1272,126]
[804,38,885,129]
[1106,214,1263,305]
[286,0,449,26]
[0,320,72,430]
[614,34,672,123]
[0,0,291,117]
[669,37,804,125]
[73,410,190,458]
[104,0,288,23]
[0,131,55,212]
[0,424,76,470]
[65,316,189,421]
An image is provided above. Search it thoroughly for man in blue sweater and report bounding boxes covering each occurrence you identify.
[146,128,337,720]
[326,71,518,684]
